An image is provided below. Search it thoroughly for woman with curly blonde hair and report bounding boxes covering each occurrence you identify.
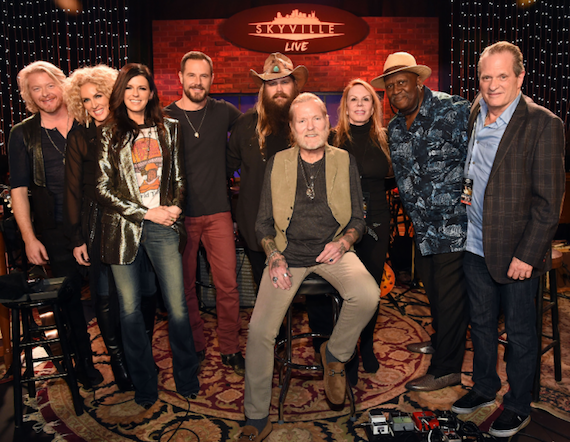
[64,65,156,391]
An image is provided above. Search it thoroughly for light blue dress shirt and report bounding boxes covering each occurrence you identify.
[465,93,522,257]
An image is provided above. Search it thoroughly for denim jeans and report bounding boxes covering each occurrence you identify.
[112,221,199,405]
[464,252,538,416]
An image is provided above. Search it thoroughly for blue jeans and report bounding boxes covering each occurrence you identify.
[111,221,199,405]
[464,252,538,416]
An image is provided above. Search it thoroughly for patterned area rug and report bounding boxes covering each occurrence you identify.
[7,284,570,441]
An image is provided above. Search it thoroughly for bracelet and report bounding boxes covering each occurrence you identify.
[265,250,282,265]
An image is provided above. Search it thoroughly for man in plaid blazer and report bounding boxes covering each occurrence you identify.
[451,41,565,438]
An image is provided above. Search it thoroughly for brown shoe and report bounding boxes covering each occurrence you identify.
[405,373,461,392]
[320,341,346,405]
[237,421,272,441]
[406,341,435,354]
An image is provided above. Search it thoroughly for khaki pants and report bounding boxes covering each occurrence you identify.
[243,252,379,419]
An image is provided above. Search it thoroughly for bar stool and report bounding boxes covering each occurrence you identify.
[274,273,356,424]
[1,276,84,427]
[533,249,563,402]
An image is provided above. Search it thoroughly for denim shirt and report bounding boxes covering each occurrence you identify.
[388,87,470,256]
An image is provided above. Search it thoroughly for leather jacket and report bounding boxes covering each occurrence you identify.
[96,117,186,265]
[7,113,56,234]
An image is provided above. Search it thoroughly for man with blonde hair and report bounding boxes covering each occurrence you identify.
[237,93,379,441]
[8,61,103,387]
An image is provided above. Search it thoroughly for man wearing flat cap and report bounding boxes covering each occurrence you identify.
[371,52,470,391]
[237,92,379,441]
[227,53,308,286]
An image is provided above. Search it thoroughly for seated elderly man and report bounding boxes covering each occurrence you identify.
[238,93,379,441]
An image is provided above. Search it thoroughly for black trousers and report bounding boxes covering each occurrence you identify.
[414,249,468,377]
[40,224,93,361]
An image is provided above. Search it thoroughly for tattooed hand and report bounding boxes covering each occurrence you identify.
[261,236,293,290]
[316,228,358,265]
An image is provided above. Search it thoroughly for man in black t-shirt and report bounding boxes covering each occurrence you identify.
[164,52,245,375]
[7,61,102,388]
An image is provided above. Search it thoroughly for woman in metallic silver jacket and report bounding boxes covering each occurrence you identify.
[96,63,199,408]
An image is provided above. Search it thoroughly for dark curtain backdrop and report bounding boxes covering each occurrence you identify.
[449,0,570,129]
[0,0,129,156]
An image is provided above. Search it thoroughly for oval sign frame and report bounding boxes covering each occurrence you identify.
[221,4,369,55]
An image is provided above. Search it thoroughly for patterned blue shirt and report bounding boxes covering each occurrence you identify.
[388,87,470,256]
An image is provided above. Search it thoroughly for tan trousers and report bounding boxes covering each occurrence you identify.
[243,251,379,419]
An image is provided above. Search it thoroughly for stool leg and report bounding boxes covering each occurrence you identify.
[11,308,23,428]
[21,309,36,399]
[53,304,84,417]
[278,306,294,424]
[549,269,562,382]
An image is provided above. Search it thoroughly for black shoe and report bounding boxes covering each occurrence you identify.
[489,408,530,437]
[221,352,245,376]
[452,390,495,414]
[110,355,134,391]
[198,350,206,364]
[406,341,435,354]
[140,401,155,410]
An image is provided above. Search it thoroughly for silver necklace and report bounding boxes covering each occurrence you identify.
[183,104,208,138]
[44,127,66,164]
[298,153,324,200]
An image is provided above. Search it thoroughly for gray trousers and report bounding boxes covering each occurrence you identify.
[243,252,379,419]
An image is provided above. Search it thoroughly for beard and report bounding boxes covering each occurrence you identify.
[183,85,208,103]
[261,88,298,133]
[294,131,329,151]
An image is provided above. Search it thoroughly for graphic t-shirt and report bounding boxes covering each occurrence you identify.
[131,126,162,209]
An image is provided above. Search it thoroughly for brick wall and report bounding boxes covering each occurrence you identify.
[153,17,439,120]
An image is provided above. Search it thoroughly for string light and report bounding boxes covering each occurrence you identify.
[450,0,569,128]
[0,0,129,152]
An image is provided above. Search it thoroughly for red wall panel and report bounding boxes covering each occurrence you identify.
[153,17,439,121]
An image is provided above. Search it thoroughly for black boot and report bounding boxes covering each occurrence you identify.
[96,294,133,391]
[360,307,380,373]
[63,291,104,389]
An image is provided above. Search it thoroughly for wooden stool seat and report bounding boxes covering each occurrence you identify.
[274,273,356,424]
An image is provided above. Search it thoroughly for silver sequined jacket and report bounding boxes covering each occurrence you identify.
[95,117,186,265]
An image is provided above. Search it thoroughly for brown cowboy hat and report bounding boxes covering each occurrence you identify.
[250,53,308,89]
[370,52,432,89]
